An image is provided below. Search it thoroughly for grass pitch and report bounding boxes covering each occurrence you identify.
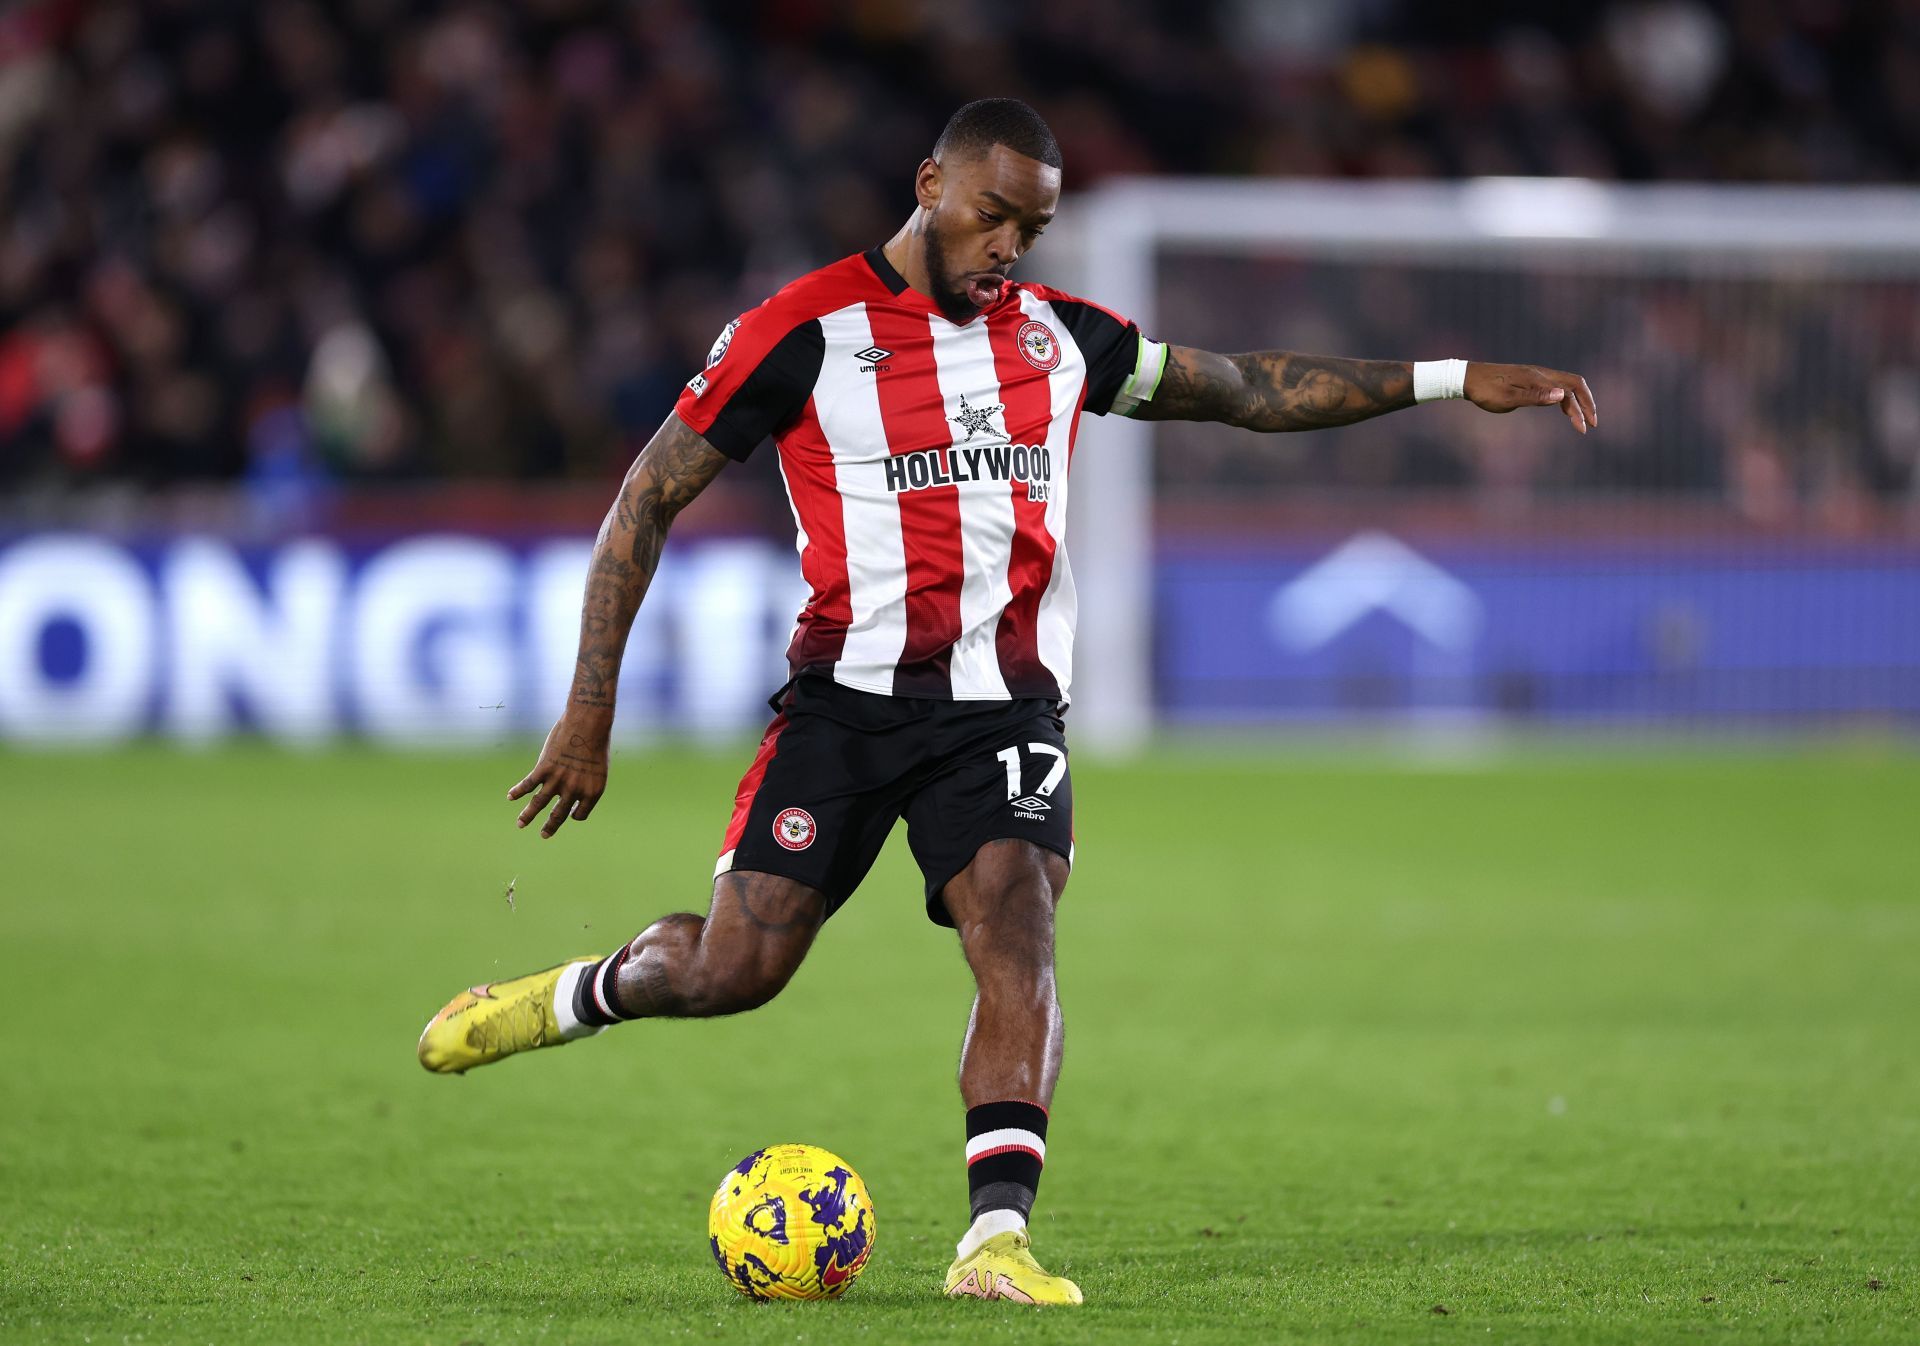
[3,741,1917,1344]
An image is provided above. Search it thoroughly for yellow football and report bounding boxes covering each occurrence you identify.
[708,1143,875,1300]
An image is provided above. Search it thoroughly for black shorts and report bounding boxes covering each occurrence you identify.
[715,675,1075,926]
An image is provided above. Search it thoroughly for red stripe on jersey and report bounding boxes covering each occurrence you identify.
[777,395,851,672]
[985,304,1062,700]
[966,1144,1045,1166]
[865,306,964,698]
[720,710,790,856]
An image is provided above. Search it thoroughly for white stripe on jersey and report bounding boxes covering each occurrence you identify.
[1021,293,1083,700]
[928,318,1015,700]
[813,304,910,689]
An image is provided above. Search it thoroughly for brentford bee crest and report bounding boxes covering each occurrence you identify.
[772,807,817,851]
[1016,320,1060,371]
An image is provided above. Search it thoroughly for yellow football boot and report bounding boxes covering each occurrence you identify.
[943,1230,1083,1305]
[417,957,602,1074]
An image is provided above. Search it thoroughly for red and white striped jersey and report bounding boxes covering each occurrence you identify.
[673,247,1167,703]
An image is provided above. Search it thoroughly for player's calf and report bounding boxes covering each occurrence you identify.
[570,874,825,1024]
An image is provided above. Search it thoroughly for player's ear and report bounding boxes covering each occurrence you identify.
[915,157,943,212]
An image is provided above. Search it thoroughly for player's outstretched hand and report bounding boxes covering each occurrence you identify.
[1465,363,1598,434]
[509,713,610,839]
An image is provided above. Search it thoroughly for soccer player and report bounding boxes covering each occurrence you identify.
[417,98,1597,1305]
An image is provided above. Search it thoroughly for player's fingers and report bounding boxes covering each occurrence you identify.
[1538,385,1566,407]
[572,793,600,821]
[541,794,573,838]
[1574,376,1598,428]
[1560,392,1588,434]
[517,782,560,829]
[507,765,545,801]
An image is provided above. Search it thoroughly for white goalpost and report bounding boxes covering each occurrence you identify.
[1046,178,1920,755]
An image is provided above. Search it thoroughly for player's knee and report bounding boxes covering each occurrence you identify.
[962,895,1056,964]
[951,850,1062,993]
[961,844,1061,921]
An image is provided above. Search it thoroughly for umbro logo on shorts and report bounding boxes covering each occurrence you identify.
[773,807,817,851]
[1011,794,1051,820]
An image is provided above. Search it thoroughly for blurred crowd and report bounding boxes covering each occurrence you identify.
[1155,254,1920,528]
[1,0,1918,506]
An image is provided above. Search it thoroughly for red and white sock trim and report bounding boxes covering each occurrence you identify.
[965,1128,1046,1165]
[965,1098,1048,1224]
[591,948,629,1022]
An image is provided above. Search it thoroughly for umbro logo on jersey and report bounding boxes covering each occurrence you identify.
[854,345,892,372]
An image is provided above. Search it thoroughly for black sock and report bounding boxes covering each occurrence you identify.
[965,1100,1048,1222]
[572,947,632,1027]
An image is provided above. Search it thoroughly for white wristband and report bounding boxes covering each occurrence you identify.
[1413,359,1469,403]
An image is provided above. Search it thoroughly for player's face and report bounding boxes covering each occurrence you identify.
[920,144,1061,323]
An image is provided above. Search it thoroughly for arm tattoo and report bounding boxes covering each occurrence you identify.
[1141,347,1415,432]
[567,417,729,710]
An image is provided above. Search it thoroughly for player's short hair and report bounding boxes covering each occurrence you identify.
[932,98,1062,170]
